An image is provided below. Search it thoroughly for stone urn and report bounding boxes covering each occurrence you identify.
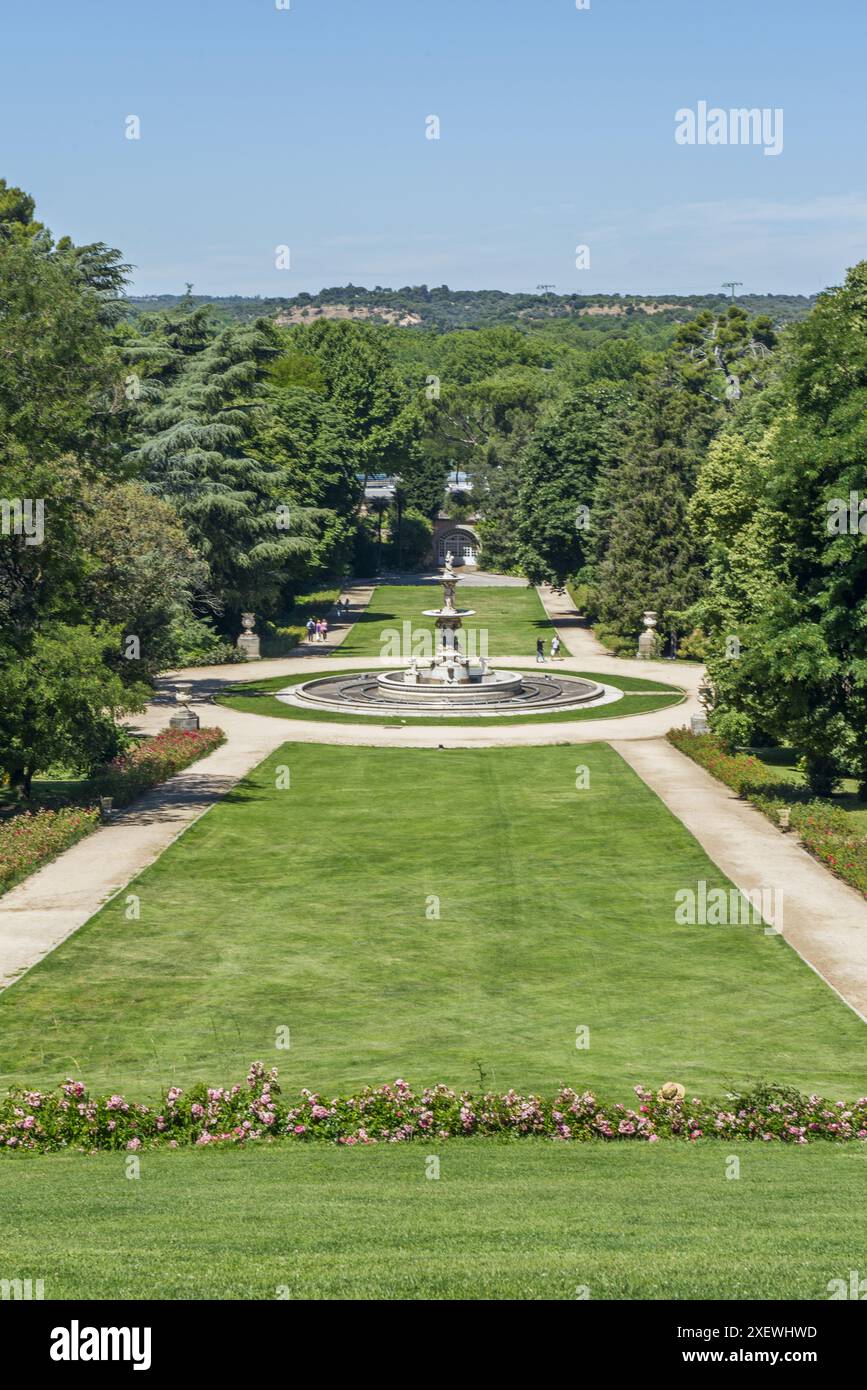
[169,680,200,731]
[637,610,658,660]
[237,612,260,661]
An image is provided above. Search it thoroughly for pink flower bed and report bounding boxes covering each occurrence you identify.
[92,725,225,806]
[3,1064,866,1153]
[0,806,100,894]
[0,726,225,895]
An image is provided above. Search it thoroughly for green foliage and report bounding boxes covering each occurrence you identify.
[124,285,817,334]
[77,482,210,675]
[593,380,706,645]
[516,384,631,586]
[130,319,331,622]
[382,506,432,570]
[0,625,149,795]
[691,263,867,789]
[166,613,240,667]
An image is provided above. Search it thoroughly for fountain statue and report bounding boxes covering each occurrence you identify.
[282,555,615,717]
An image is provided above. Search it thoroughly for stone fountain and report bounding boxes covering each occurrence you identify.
[280,555,621,719]
[374,552,523,704]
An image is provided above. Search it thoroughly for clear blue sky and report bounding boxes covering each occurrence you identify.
[2,0,865,297]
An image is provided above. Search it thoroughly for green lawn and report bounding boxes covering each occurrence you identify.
[1,1141,865,1299]
[338,584,551,657]
[216,667,684,727]
[1,743,864,1102]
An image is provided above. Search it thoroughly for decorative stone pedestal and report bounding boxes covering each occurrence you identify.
[237,612,260,661]
[236,634,260,661]
[170,711,200,731]
[637,609,658,660]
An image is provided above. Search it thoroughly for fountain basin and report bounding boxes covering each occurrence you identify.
[282,668,618,717]
[376,667,525,703]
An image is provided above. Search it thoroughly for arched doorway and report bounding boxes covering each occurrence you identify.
[437,528,478,566]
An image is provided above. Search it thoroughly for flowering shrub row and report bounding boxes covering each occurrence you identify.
[667,728,867,899]
[667,728,772,797]
[0,727,225,896]
[0,806,100,894]
[91,726,225,807]
[3,1065,867,1154]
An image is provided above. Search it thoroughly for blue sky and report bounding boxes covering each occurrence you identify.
[2,0,865,296]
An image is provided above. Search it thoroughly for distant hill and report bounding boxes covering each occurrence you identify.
[124,285,817,332]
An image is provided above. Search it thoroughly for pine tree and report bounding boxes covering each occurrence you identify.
[594,381,705,651]
[131,320,325,623]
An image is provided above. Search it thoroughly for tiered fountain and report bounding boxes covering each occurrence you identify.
[374,553,523,704]
[282,555,620,718]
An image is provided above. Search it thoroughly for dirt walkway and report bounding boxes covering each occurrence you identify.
[278,581,375,657]
[536,584,613,660]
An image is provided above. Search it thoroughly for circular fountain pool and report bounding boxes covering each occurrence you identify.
[279,668,621,717]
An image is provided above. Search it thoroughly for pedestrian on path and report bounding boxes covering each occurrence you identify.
[536,638,545,663]
[550,635,561,660]
[321,617,329,641]
[306,617,316,640]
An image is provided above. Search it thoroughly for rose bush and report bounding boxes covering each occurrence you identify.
[3,1065,866,1153]
[0,806,100,894]
[91,725,225,807]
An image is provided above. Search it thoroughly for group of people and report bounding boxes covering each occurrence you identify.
[536,635,561,663]
[305,596,351,645]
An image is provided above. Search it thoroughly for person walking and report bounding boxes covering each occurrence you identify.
[306,617,316,641]
[321,616,329,642]
[550,635,561,660]
[536,637,545,664]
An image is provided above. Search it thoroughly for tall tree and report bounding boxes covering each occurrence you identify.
[693,263,867,793]
[515,383,632,586]
[131,320,325,623]
[594,380,706,649]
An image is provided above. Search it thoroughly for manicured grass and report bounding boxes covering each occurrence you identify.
[1,743,864,1101]
[338,584,551,657]
[215,667,684,727]
[1,1141,865,1299]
